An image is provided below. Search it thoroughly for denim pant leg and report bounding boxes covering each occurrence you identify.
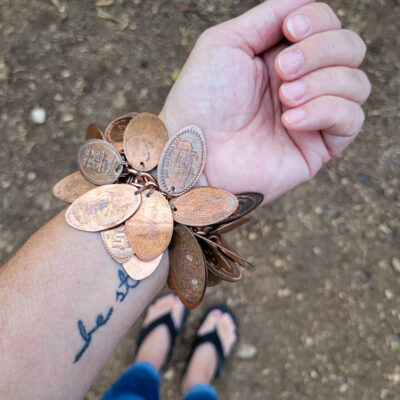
[181,383,219,400]
[102,361,160,400]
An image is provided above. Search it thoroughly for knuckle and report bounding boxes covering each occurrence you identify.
[343,30,367,65]
[317,3,342,29]
[349,106,365,135]
[355,69,372,103]
[198,26,220,44]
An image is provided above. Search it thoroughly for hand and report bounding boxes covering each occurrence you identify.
[159,0,371,204]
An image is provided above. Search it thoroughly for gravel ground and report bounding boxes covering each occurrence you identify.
[0,1,399,399]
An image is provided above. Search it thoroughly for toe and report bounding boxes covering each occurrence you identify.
[217,313,237,356]
[198,309,222,335]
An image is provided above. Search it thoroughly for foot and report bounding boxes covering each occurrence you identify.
[181,309,237,394]
[135,294,185,372]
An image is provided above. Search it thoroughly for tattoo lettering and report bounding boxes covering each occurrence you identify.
[73,268,140,363]
[73,307,113,363]
[116,268,140,302]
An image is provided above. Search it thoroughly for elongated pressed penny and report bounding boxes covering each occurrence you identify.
[86,123,105,141]
[195,232,253,269]
[219,192,264,224]
[201,244,222,287]
[66,184,141,232]
[206,268,223,287]
[168,224,206,309]
[216,235,253,269]
[123,113,168,171]
[170,187,239,227]
[52,171,96,203]
[210,217,250,235]
[158,125,206,196]
[201,240,242,282]
[101,224,134,263]
[104,113,137,152]
[78,139,123,185]
[125,190,173,261]
[123,253,163,280]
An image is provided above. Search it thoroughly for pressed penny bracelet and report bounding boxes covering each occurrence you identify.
[52,112,263,309]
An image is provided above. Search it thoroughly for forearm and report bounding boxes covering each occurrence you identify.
[0,210,168,399]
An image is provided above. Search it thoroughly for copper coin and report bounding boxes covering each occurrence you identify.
[125,190,173,261]
[201,245,222,287]
[101,223,134,263]
[202,233,253,269]
[66,184,141,232]
[217,235,253,269]
[123,113,168,171]
[219,192,264,224]
[123,253,163,280]
[210,217,250,235]
[86,123,105,141]
[78,139,123,185]
[170,187,239,227]
[168,224,206,309]
[200,240,242,282]
[206,268,222,287]
[52,171,96,203]
[105,113,137,152]
[158,125,206,196]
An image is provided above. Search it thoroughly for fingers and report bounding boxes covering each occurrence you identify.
[275,29,366,81]
[280,67,371,107]
[282,96,365,139]
[216,0,315,55]
[283,2,341,42]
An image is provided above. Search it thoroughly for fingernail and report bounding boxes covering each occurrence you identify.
[284,108,306,124]
[281,80,307,101]
[278,50,304,75]
[287,15,311,38]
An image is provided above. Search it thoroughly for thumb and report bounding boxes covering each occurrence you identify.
[223,0,314,55]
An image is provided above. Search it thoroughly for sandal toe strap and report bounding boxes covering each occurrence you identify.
[136,313,177,358]
[193,330,225,378]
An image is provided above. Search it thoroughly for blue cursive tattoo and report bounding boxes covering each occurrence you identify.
[116,268,140,302]
[73,268,140,363]
[73,307,113,363]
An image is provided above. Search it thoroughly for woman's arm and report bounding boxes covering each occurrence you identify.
[0,210,169,399]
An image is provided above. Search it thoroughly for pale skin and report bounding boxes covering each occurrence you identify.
[0,1,370,399]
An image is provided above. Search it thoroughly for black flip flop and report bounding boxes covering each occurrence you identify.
[135,295,189,369]
[188,304,238,379]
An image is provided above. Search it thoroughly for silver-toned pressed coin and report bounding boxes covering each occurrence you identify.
[78,139,123,185]
[157,125,206,196]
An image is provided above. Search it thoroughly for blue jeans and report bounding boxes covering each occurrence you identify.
[102,361,219,400]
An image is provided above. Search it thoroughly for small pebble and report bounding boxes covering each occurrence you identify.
[163,367,175,381]
[0,58,9,81]
[278,288,291,298]
[378,260,388,269]
[339,383,349,394]
[248,232,257,241]
[30,107,46,124]
[310,370,318,379]
[385,289,394,300]
[27,172,36,181]
[392,258,400,273]
[61,69,71,78]
[237,343,257,360]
